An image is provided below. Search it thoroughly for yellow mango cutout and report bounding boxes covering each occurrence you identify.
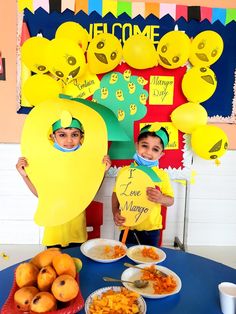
[21,98,107,227]
[116,167,156,227]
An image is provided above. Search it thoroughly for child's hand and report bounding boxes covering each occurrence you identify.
[146,187,163,203]
[113,211,126,226]
[103,155,111,171]
[16,157,28,177]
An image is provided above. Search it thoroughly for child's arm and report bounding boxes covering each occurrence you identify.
[146,187,174,207]
[16,157,38,197]
[112,192,126,226]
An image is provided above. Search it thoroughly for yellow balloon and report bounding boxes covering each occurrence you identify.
[55,21,88,52]
[87,33,122,74]
[157,31,190,69]
[22,74,62,106]
[189,30,224,67]
[21,98,107,227]
[116,167,156,226]
[21,36,50,74]
[182,66,217,102]
[46,38,86,83]
[191,125,228,160]
[171,102,208,134]
[123,34,158,69]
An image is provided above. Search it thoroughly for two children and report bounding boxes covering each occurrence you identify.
[112,124,174,246]
[16,117,111,248]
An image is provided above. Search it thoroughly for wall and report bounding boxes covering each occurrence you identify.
[0,1,236,247]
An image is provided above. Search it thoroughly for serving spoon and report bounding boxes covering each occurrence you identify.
[103,276,149,288]
[124,262,168,277]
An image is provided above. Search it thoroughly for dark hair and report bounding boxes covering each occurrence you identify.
[138,125,169,150]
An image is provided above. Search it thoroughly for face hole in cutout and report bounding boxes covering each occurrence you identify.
[48,120,84,152]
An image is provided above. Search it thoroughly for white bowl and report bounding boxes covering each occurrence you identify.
[85,286,147,314]
[80,238,127,263]
[121,264,182,299]
[127,245,166,264]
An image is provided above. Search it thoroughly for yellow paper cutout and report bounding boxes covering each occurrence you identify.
[140,122,179,150]
[149,75,174,105]
[18,0,33,12]
[20,63,32,108]
[21,98,107,227]
[63,69,100,99]
[116,167,156,227]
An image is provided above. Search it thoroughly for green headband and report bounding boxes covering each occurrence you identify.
[52,118,83,132]
[140,125,169,148]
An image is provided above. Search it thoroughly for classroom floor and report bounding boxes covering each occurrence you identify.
[0,244,236,271]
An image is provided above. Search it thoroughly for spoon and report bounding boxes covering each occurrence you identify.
[124,262,168,277]
[103,276,149,288]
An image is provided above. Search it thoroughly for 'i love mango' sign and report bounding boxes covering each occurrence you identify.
[116,167,156,226]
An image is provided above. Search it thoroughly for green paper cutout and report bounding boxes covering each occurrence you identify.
[59,94,130,142]
[225,9,236,24]
[130,163,162,183]
[93,71,148,159]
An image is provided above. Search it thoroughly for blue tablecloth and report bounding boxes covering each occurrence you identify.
[1,247,236,313]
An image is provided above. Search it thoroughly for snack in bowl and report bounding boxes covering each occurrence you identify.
[80,238,127,263]
[85,286,146,314]
[121,264,182,299]
[127,245,166,264]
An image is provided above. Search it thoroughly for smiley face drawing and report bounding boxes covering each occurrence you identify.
[139,93,147,105]
[109,73,118,84]
[182,66,217,103]
[116,89,124,101]
[21,36,50,74]
[129,103,137,115]
[101,87,109,99]
[87,33,122,74]
[46,38,86,84]
[123,69,131,81]
[137,76,148,86]
[128,82,136,94]
[157,30,191,69]
[118,109,125,121]
[189,30,224,67]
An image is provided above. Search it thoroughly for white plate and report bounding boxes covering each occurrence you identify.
[127,245,166,264]
[80,238,127,263]
[121,264,182,299]
[85,286,147,314]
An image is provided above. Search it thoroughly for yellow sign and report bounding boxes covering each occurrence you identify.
[64,69,100,99]
[140,122,179,150]
[149,75,174,105]
[116,167,156,226]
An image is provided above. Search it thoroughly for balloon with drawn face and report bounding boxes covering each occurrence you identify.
[189,30,224,67]
[191,125,228,160]
[55,21,89,52]
[182,66,217,103]
[46,38,86,84]
[157,31,191,69]
[87,33,122,74]
[21,36,50,74]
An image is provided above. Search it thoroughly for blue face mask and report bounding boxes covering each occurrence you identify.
[133,152,159,167]
[53,142,80,152]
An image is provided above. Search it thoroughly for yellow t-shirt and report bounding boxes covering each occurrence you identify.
[114,166,174,231]
[42,211,87,247]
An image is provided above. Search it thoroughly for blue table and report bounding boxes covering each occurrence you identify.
[1,247,236,314]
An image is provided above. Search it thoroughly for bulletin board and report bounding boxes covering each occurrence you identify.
[16,2,236,179]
